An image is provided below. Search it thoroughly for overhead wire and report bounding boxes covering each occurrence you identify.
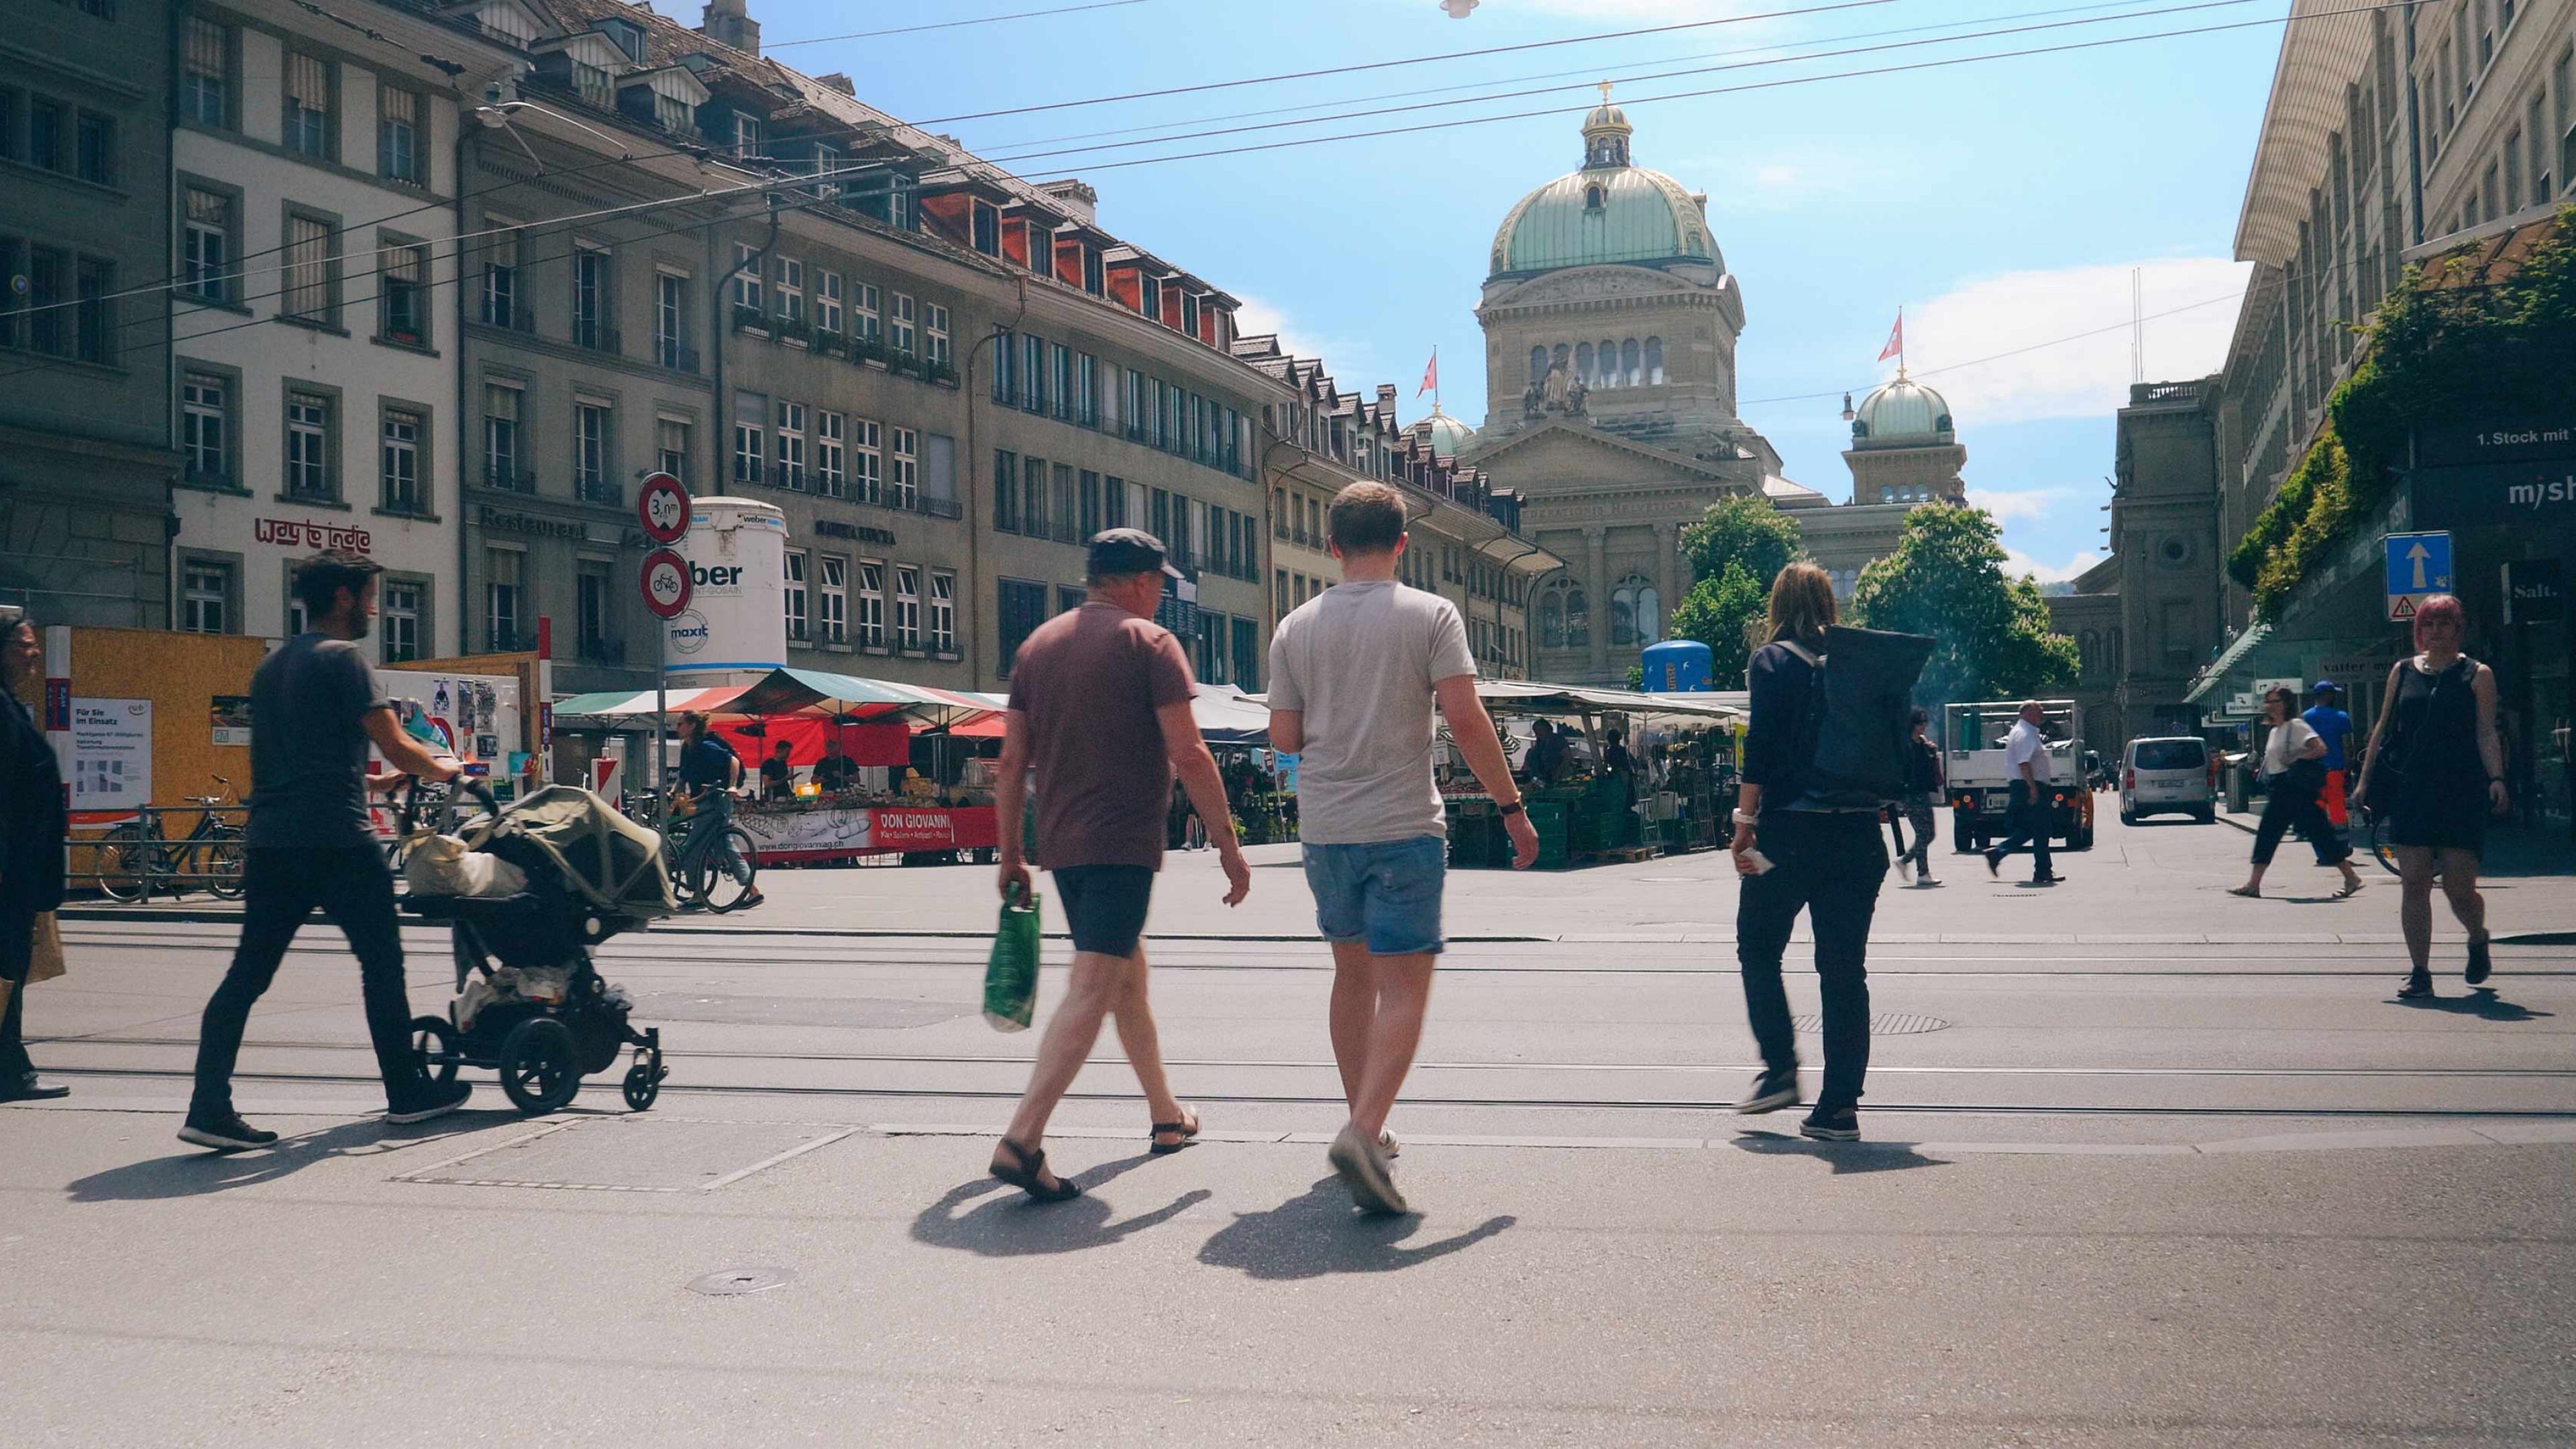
[762,0,1155,50]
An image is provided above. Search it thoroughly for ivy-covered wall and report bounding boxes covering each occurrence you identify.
[2228,207,2576,620]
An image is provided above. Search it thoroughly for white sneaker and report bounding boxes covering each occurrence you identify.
[1327,1124,1408,1215]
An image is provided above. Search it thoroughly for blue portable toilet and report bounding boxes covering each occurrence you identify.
[1640,639,1713,692]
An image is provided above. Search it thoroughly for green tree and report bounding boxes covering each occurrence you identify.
[1670,560,1770,685]
[1850,505,2078,702]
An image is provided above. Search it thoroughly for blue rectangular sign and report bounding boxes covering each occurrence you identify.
[2384,531,2453,622]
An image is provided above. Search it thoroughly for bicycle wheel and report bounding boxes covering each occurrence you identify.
[703,826,759,912]
[203,826,249,900]
[2366,811,2400,875]
[95,824,154,902]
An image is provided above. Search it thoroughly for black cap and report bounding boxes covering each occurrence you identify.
[1087,527,1183,580]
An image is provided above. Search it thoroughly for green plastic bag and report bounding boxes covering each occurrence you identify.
[983,883,1041,1032]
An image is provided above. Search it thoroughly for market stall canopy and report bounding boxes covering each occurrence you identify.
[553,671,1006,729]
[553,682,749,718]
[1192,684,1273,743]
[1474,681,1746,726]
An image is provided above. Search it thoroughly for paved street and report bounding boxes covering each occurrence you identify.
[8,812,2574,1446]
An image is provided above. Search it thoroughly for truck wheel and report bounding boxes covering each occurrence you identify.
[1952,814,1976,854]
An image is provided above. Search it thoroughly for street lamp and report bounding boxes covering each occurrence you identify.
[1440,0,1477,15]
[1840,392,1855,422]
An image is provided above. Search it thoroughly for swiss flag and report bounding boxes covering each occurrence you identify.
[1417,350,1438,396]
[1877,313,1904,363]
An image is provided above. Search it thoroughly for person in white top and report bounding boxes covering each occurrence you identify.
[1982,701,2061,884]
[2232,685,2364,899]
[1268,481,1535,1216]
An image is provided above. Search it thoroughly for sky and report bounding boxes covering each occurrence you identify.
[652,0,2288,584]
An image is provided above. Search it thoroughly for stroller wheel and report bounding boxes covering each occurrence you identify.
[410,1015,460,1087]
[497,1018,581,1115]
[622,1060,662,1112]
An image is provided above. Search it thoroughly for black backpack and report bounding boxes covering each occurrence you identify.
[1782,625,1936,804]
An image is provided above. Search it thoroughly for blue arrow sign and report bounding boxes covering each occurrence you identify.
[2384,531,2453,620]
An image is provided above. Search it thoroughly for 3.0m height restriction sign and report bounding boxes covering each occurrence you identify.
[637,471,691,546]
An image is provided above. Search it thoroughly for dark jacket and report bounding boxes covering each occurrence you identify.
[1743,640,1825,812]
[0,686,67,914]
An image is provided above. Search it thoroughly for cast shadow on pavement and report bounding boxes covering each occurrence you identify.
[2390,987,2553,1022]
[60,1113,492,1203]
[1728,1130,1948,1175]
[911,1152,1211,1256]
[1195,1177,1515,1280]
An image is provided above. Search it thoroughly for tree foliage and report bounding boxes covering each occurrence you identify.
[1669,496,1803,686]
[2230,205,2576,618]
[1850,504,2078,703]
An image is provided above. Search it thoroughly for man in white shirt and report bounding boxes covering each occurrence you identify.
[1269,482,1536,1215]
[1983,700,2061,885]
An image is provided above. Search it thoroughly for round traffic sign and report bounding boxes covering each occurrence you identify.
[637,472,691,545]
[640,548,693,620]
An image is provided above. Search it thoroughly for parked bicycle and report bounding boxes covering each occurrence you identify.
[659,790,758,912]
[94,778,248,902]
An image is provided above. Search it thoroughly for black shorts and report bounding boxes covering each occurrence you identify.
[1053,864,1155,957]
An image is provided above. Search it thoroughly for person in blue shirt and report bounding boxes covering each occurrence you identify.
[2304,681,2355,827]
[674,712,763,910]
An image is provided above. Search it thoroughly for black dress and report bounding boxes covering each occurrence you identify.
[0,684,68,1079]
[2384,656,2488,854]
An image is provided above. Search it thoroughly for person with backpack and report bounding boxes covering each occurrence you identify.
[1729,563,1904,1143]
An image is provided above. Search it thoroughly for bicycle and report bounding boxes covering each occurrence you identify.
[659,790,759,912]
[95,778,248,902]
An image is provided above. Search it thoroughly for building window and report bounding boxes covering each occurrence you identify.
[284,52,332,158]
[655,87,692,135]
[928,572,955,653]
[732,244,761,314]
[889,427,918,509]
[1079,470,1103,537]
[924,302,950,369]
[894,566,921,649]
[378,86,422,183]
[1022,455,1050,537]
[849,417,883,504]
[29,98,62,172]
[775,400,806,489]
[853,281,880,341]
[1022,333,1045,412]
[380,579,423,663]
[380,407,425,514]
[1075,353,1098,426]
[573,248,610,350]
[889,292,916,355]
[818,555,848,645]
[993,449,1019,532]
[74,256,112,364]
[484,383,522,488]
[733,391,765,485]
[783,550,809,642]
[486,549,523,651]
[379,241,427,344]
[656,417,690,484]
[576,561,612,660]
[574,400,613,503]
[731,111,761,160]
[283,214,333,323]
[816,270,842,335]
[998,578,1046,676]
[1050,343,1073,421]
[182,561,232,635]
[855,560,886,647]
[971,201,1000,256]
[655,272,689,368]
[74,111,113,185]
[284,391,333,500]
[481,223,519,328]
[182,17,229,127]
[181,371,231,486]
[776,257,803,325]
[1611,575,1660,648]
[1051,464,1077,545]
[815,409,845,498]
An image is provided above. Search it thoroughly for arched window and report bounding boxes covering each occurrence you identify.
[1598,339,1619,388]
[1574,341,1595,387]
[1552,343,1570,375]
[1635,581,1661,645]
[1621,338,1642,387]
[1644,336,1664,384]
[1611,573,1658,647]
[1563,584,1589,649]
[1584,184,1604,209]
[1529,345,1547,385]
[1538,587,1565,648]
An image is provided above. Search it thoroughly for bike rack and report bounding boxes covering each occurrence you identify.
[70,802,250,903]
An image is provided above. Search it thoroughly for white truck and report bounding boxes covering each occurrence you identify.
[1941,700,2094,853]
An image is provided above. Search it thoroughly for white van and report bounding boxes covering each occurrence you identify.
[2120,737,2216,824]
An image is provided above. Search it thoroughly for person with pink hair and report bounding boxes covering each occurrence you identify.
[2351,594,2510,998]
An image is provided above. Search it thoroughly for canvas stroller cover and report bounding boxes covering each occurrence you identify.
[484,784,675,919]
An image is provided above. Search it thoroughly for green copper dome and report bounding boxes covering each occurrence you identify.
[1489,95,1717,280]
[1412,408,1477,460]
[1850,376,1955,448]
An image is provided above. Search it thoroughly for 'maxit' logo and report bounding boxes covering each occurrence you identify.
[669,610,711,655]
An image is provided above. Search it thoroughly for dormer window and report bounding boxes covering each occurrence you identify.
[574,62,612,109]
[1584,184,1604,209]
[970,201,1000,256]
[731,111,761,160]
[655,90,692,132]
[599,18,643,62]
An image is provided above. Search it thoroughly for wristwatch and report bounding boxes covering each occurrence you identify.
[1497,800,1526,818]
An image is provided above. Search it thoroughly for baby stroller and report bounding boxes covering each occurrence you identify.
[397,780,675,1114]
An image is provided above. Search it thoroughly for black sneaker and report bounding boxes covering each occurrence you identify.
[2398,969,2436,1000]
[384,1078,472,1125]
[1984,850,2002,878]
[178,1110,280,1152]
[2033,873,2065,886]
[2465,935,2493,985]
[1799,1108,1860,1142]
[1735,1069,1802,1115]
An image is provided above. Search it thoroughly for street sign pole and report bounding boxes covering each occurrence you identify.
[636,474,692,811]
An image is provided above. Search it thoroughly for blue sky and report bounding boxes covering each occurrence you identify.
[665,0,2288,580]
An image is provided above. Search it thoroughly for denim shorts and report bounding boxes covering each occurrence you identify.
[1301,835,1447,956]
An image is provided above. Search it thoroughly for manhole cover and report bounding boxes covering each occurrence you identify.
[1789,1012,1950,1035]
[688,1267,792,1296]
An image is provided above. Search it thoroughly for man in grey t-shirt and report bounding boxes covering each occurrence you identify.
[1269,482,1534,1215]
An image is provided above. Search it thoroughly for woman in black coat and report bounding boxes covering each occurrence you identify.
[0,606,70,1101]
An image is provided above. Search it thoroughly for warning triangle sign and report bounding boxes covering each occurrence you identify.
[2391,595,2417,621]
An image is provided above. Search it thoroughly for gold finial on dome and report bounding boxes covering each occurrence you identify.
[1598,79,1613,105]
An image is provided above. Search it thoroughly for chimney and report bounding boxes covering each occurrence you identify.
[1376,383,1399,415]
[815,72,854,95]
[1037,178,1098,227]
[700,0,759,55]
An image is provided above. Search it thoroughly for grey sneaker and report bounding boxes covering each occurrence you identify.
[1735,1069,1802,1115]
[1327,1124,1409,1216]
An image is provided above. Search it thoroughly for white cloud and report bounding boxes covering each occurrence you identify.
[1968,487,2074,524]
[1233,294,1389,384]
[2003,546,2102,585]
[1898,258,2253,427]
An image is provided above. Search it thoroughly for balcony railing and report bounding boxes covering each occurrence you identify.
[731,303,768,333]
[771,461,807,491]
[482,466,538,492]
[576,476,623,506]
[653,337,699,372]
[479,293,535,333]
[573,321,621,356]
[921,496,962,520]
